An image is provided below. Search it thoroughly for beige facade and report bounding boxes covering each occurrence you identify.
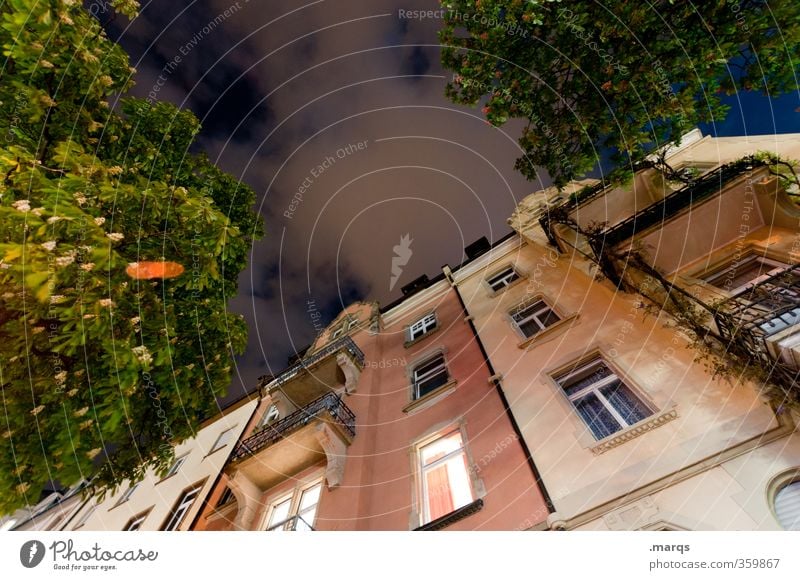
[25,397,259,531]
[454,131,800,530]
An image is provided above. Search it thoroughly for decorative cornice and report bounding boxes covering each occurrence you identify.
[590,410,679,455]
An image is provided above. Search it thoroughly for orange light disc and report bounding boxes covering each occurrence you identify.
[126,261,185,280]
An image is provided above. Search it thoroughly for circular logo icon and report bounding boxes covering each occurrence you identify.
[20,540,46,568]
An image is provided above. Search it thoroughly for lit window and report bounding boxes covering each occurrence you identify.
[774,480,800,530]
[266,482,322,531]
[510,299,560,338]
[162,485,203,531]
[210,427,235,453]
[117,482,139,505]
[702,254,788,293]
[411,354,449,400]
[124,510,150,531]
[555,357,653,440]
[408,313,437,342]
[487,266,520,292]
[418,430,474,525]
[163,455,187,479]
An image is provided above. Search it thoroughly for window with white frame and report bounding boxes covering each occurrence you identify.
[116,482,139,505]
[418,429,475,525]
[555,356,654,440]
[266,481,322,531]
[259,404,280,428]
[411,353,449,400]
[702,254,788,293]
[209,427,235,454]
[408,313,437,342]
[510,299,560,338]
[161,484,203,531]
[774,479,800,530]
[163,455,187,479]
[331,327,344,340]
[124,510,150,531]
[486,266,520,292]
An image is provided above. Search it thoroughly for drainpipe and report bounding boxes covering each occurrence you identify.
[443,266,556,519]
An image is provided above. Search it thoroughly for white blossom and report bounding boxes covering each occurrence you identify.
[106,232,124,242]
[12,200,31,212]
[132,345,153,365]
[41,241,56,251]
[98,298,114,308]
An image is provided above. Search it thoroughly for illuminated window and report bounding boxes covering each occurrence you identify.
[411,354,449,400]
[555,357,653,440]
[418,430,474,525]
[266,482,322,531]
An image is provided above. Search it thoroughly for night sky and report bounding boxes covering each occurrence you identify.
[102,0,800,400]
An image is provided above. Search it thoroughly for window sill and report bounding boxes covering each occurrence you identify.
[589,409,678,455]
[403,324,442,349]
[402,380,457,414]
[415,499,484,531]
[518,313,579,350]
[203,444,229,460]
[154,472,180,486]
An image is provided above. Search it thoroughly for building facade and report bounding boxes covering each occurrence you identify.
[453,130,800,530]
[193,279,551,531]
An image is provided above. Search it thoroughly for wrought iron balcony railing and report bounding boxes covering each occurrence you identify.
[231,392,356,462]
[267,515,315,531]
[263,336,365,390]
[714,263,800,343]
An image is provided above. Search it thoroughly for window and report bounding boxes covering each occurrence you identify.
[702,254,788,293]
[162,485,203,531]
[266,482,322,531]
[556,357,653,440]
[510,299,560,338]
[116,482,139,505]
[259,405,280,428]
[408,313,437,342]
[418,430,474,525]
[210,427,235,454]
[411,354,449,400]
[124,510,150,531]
[216,487,235,508]
[774,480,800,530]
[163,455,187,479]
[73,505,97,529]
[487,266,520,292]
[331,327,344,340]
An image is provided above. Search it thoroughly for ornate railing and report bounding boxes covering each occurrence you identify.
[231,392,356,461]
[539,157,766,249]
[261,336,365,390]
[714,264,800,343]
[267,515,315,531]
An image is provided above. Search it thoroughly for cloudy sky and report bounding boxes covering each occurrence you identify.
[104,0,800,399]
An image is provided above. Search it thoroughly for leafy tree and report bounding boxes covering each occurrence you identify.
[439,0,800,187]
[0,0,263,512]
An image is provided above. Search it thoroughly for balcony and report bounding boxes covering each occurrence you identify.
[714,264,800,376]
[261,336,365,407]
[229,392,356,491]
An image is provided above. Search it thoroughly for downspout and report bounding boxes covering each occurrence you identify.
[444,266,557,520]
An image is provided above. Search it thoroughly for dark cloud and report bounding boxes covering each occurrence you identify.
[105,0,800,402]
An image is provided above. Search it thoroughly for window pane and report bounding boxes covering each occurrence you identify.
[775,481,800,531]
[414,355,444,377]
[600,380,652,426]
[573,392,621,439]
[424,452,473,522]
[539,308,560,328]
[299,484,321,511]
[417,370,448,398]
[420,431,463,466]
[267,498,292,530]
[561,361,614,396]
